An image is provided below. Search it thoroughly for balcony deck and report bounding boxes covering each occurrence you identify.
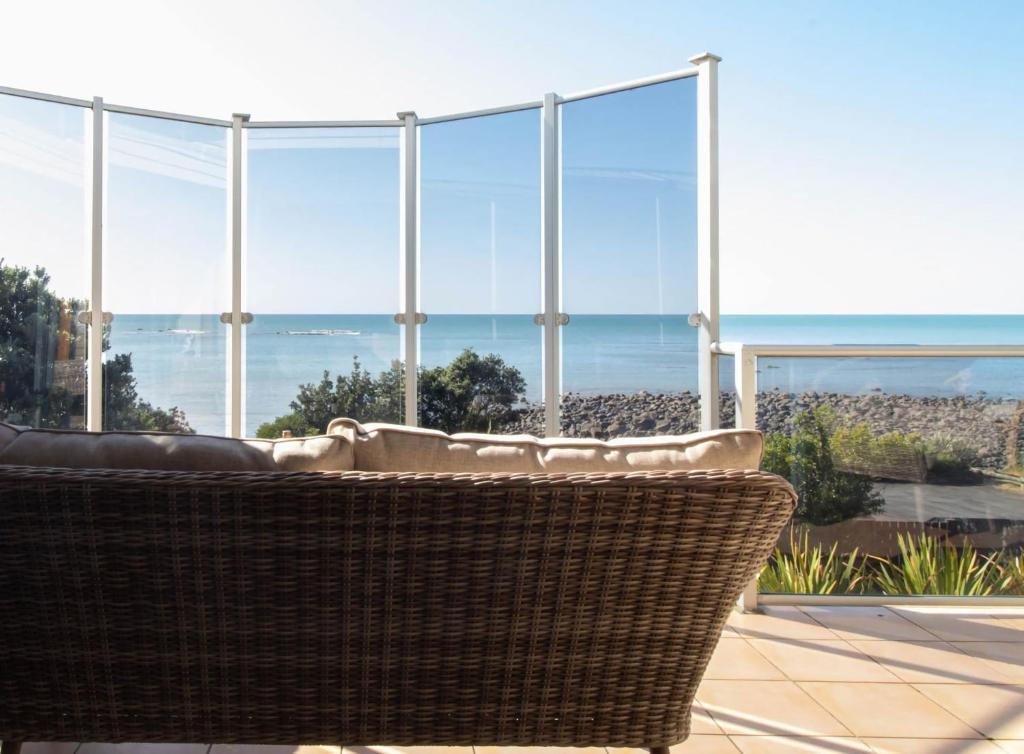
[13,605,1023,754]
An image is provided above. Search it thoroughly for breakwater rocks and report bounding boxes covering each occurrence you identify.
[504,390,1023,470]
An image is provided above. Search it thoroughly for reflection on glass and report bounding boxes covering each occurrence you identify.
[756,355,1024,596]
[419,110,541,434]
[245,128,401,437]
[0,94,89,428]
[560,78,698,438]
[104,113,229,434]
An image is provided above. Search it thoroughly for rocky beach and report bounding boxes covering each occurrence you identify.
[505,390,1024,470]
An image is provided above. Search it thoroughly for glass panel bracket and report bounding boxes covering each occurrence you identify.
[533,313,569,326]
[394,312,427,325]
[219,312,254,324]
[77,311,113,325]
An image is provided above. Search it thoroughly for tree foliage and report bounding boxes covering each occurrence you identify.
[101,353,192,432]
[763,406,884,525]
[1,261,191,432]
[257,349,526,437]
[418,349,526,434]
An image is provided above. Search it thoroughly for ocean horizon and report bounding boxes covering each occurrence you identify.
[107,314,1024,436]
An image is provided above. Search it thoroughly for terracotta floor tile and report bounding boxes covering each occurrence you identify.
[951,641,1024,682]
[728,607,838,641]
[799,607,936,642]
[476,748,607,753]
[80,746,210,753]
[722,622,742,637]
[696,680,850,736]
[797,681,980,739]
[344,749,472,754]
[891,608,1024,643]
[211,747,339,753]
[729,736,873,753]
[703,638,786,680]
[915,683,1024,739]
[850,640,1003,684]
[693,700,725,734]
[748,639,898,682]
[862,739,1006,753]
[610,735,740,753]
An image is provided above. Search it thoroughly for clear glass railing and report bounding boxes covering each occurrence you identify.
[244,126,403,437]
[0,65,711,439]
[0,92,90,430]
[560,76,700,438]
[419,107,542,434]
[714,343,1024,602]
[103,112,229,433]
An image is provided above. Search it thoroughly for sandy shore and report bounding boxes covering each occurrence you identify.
[504,390,1023,470]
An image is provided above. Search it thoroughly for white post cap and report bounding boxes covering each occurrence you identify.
[688,52,723,65]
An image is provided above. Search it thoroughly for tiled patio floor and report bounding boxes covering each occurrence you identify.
[15,606,1024,754]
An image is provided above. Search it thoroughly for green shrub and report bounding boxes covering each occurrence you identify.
[763,407,885,525]
[831,424,928,482]
[257,348,526,437]
[418,349,526,434]
[921,433,982,482]
[1,261,191,432]
[286,358,405,433]
[759,527,868,594]
[254,412,320,439]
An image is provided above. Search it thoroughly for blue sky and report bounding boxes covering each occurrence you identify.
[1,0,1021,314]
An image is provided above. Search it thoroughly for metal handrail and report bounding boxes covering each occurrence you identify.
[713,342,1024,358]
[0,62,700,127]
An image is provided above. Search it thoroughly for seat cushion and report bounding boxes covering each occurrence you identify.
[257,434,354,472]
[0,422,354,472]
[0,422,25,455]
[327,418,763,474]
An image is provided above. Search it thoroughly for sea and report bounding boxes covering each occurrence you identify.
[108,314,1024,436]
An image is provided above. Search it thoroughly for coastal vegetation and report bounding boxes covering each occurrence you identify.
[0,261,191,432]
[760,529,1024,596]
[757,528,868,594]
[762,407,885,525]
[256,348,525,437]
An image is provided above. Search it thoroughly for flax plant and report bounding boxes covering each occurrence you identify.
[872,534,1003,596]
[758,528,868,594]
[997,551,1024,594]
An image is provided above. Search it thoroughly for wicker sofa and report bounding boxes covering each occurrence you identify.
[0,420,796,753]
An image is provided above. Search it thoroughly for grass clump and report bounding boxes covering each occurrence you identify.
[871,534,1003,596]
[758,528,868,594]
[761,529,1024,597]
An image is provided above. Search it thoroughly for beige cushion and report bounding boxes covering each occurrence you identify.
[327,417,763,473]
[0,422,25,455]
[257,434,353,472]
[0,423,354,473]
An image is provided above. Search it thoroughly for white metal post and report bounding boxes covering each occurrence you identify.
[399,111,419,426]
[733,345,760,611]
[691,52,721,432]
[541,93,562,437]
[229,113,248,437]
[86,97,104,431]
[734,346,757,432]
